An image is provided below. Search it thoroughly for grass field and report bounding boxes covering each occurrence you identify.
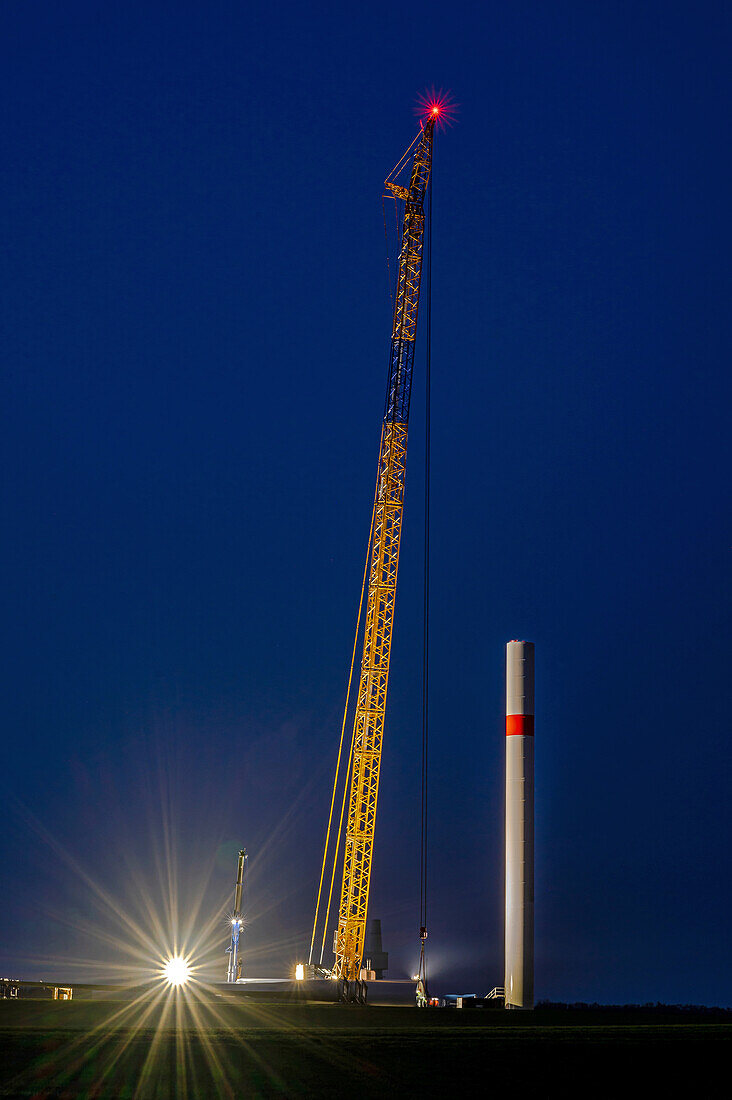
[1,1000,730,1098]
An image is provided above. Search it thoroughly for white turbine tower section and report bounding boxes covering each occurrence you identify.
[504,640,534,1009]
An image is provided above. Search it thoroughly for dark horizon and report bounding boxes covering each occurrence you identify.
[2,1,730,1006]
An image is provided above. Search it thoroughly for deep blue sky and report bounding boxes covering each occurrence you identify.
[1,1,730,1004]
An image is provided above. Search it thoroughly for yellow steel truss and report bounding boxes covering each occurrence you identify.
[305,119,434,985]
[331,119,434,981]
[334,420,408,978]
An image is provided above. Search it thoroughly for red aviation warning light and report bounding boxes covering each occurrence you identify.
[415,88,457,128]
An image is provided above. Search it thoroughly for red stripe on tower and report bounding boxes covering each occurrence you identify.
[506,714,534,736]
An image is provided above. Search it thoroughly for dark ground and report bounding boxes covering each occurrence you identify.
[1,999,730,1098]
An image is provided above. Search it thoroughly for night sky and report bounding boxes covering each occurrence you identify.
[2,2,730,1005]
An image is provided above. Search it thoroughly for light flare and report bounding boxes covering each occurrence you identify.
[8,763,324,1096]
[415,87,457,128]
[161,954,191,986]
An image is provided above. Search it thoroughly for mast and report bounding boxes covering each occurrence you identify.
[226,848,247,982]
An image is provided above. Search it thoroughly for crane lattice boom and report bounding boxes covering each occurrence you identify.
[333,117,435,983]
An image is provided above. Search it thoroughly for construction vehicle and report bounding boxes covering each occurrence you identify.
[309,106,439,1003]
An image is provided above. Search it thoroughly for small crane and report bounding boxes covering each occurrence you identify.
[309,107,438,1003]
[226,848,248,982]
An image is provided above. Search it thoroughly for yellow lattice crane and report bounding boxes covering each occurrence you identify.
[309,110,437,1002]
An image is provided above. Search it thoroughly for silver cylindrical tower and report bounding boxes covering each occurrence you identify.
[504,640,534,1009]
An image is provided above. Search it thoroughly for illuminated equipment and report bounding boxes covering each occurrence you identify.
[226,848,248,983]
[504,641,534,1009]
[163,955,191,986]
[310,113,435,1000]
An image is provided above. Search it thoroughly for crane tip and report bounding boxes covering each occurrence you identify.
[415,88,457,128]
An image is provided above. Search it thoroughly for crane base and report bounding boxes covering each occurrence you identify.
[337,979,368,1005]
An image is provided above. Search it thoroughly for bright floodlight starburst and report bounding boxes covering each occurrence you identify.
[162,954,191,986]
